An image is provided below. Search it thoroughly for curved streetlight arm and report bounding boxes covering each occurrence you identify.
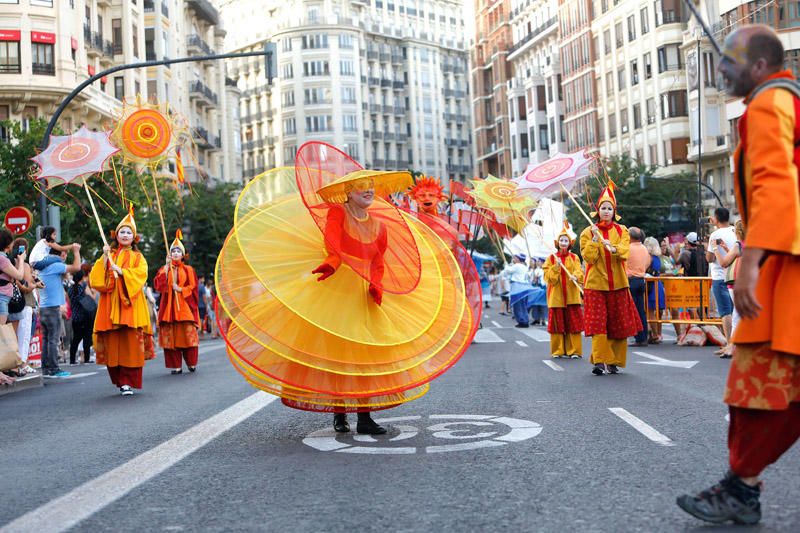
[640,175,725,208]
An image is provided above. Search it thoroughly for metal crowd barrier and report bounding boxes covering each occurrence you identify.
[644,276,723,326]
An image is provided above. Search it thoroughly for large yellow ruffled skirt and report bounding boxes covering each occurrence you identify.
[216,168,477,412]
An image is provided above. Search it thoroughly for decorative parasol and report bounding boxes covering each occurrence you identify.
[111,98,176,166]
[514,151,594,198]
[31,126,120,252]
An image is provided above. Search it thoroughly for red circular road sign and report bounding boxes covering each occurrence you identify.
[4,206,33,235]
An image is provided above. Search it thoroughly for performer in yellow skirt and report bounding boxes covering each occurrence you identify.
[543,223,583,358]
[90,205,155,395]
[215,142,478,434]
[579,181,642,375]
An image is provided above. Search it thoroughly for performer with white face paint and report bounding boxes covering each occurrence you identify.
[89,205,155,396]
[542,223,583,358]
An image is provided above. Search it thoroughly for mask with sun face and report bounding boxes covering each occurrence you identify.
[409,176,446,216]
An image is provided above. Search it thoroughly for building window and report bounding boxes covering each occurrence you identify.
[303,60,329,76]
[31,42,55,75]
[338,34,354,49]
[343,143,359,159]
[664,137,689,164]
[536,86,546,111]
[627,15,636,41]
[282,91,295,107]
[281,63,293,79]
[633,103,642,129]
[341,86,356,103]
[343,114,358,131]
[655,0,683,27]
[657,44,682,73]
[620,108,629,133]
[304,87,331,104]
[615,21,623,49]
[641,7,649,34]
[644,52,652,79]
[132,24,139,58]
[605,72,613,94]
[339,60,354,76]
[284,144,297,163]
[598,117,605,142]
[609,112,617,138]
[145,28,155,61]
[539,125,549,150]
[0,40,21,73]
[301,34,328,49]
[603,29,610,55]
[30,0,54,6]
[282,38,292,52]
[617,66,626,90]
[305,115,333,132]
[112,18,122,54]
[631,59,639,85]
[646,97,656,124]
[661,90,688,119]
[283,118,296,135]
[114,76,124,99]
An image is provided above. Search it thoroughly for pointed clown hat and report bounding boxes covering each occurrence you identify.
[315,169,413,204]
[170,229,185,255]
[554,221,577,249]
[115,202,137,235]
[591,179,621,220]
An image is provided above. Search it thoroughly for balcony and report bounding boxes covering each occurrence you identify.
[380,78,392,88]
[445,139,469,148]
[507,17,557,56]
[396,134,408,142]
[367,50,378,60]
[186,0,219,26]
[444,89,466,98]
[688,135,730,161]
[97,0,111,6]
[189,80,218,107]
[369,104,381,114]
[101,40,114,62]
[379,52,390,62]
[382,105,392,114]
[391,54,403,64]
[368,76,380,85]
[372,132,383,140]
[392,81,405,90]
[32,63,55,76]
[373,159,385,167]
[187,34,215,56]
[195,127,213,148]
[393,106,405,115]
[144,0,155,11]
[384,133,395,141]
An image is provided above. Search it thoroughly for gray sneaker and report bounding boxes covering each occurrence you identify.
[676,471,761,525]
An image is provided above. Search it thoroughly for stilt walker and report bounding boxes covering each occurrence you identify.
[579,181,641,375]
[543,223,584,358]
[154,230,200,374]
[89,204,155,395]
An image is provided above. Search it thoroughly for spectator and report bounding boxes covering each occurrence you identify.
[644,237,667,344]
[658,237,684,340]
[204,279,218,338]
[197,275,207,337]
[144,282,158,341]
[10,237,43,373]
[68,269,96,365]
[39,244,82,378]
[706,207,738,357]
[626,227,650,347]
[0,228,27,326]
[28,226,75,272]
[497,264,511,316]
[715,220,746,358]
[678,232,709,277]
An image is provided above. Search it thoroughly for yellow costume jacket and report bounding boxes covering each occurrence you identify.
[90,247,152,333]
[543,252,583,308]
[579,223,631,291]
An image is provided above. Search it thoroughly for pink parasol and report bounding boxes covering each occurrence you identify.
[514,151,594,197]
[32,126,119,189]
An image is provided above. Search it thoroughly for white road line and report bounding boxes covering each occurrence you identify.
[491,320,502,328]
[1,392,276,533]
[542,360,564,372]
[518,328,550,343]
[608,407,675,447]
[516,340,528,347]
[473,329,505,343]
[61,372,98,380]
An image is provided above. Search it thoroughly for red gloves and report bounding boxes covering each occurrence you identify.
[311,263,335,281]
[368,284,383,306]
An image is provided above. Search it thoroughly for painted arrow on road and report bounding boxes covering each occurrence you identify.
[634,351,699,369]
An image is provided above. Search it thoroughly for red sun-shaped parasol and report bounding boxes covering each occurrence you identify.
[514,151,594,198]
[31,125,119,189]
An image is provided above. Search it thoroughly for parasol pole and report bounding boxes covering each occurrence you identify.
[83,181,119,279]
[150,169,181,311]
[560,183,613,252]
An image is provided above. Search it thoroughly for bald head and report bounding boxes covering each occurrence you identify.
[719,24,784,97]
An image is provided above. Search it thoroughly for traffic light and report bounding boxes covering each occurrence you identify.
[264,42,276,84]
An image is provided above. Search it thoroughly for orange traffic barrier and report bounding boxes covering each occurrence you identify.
[645,276,722,326]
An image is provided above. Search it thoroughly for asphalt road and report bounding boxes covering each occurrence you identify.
[1,305,798,532]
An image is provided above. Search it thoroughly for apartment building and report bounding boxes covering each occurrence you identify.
[0,0,241,183]
[471,0,512,178]
[222,0,472,185]
[506,0,564,178]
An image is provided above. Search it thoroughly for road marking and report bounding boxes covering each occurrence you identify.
[542,360,564,372]
[516,340,528,347]
[491,320,502,328]
[473,329,505,343]
[608,407,675,447]
[1,392,277,533]
[634,351,698,369]
[61,372,98,380]
[518,328,550,343]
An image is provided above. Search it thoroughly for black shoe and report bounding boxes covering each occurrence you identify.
[592,364,605,376]
[676,471,761,525]
[356,413,387,435]
[333,413,350,433]
[188,366,196,372]
[171,369,182,375]
[514,323,529,328]
[608,365,619,374]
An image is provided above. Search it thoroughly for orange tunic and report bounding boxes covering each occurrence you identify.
[726,70,800,410]
[153,261,200,350]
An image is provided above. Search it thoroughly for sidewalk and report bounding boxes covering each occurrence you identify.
[0,371,43,397]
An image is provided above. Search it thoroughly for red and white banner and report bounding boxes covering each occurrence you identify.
[28,332,41,366]
[31,31,56,44]
[0,29,21,41]
[71,36,78,50]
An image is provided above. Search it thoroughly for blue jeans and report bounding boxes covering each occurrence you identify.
[33,255,61,271]
[628,277,648,344]
[0,293,9,317]
[711,279,734,317]
[40,306,62,374]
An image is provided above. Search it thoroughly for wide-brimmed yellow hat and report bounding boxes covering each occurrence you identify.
[315,169,413,204]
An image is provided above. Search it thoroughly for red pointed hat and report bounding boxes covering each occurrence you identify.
[591,179,620,220]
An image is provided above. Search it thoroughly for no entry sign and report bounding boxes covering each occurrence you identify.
[4,206,33,235]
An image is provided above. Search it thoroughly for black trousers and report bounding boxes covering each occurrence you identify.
[69,319,94,364]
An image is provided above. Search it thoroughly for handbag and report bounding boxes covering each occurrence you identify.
[724,242,742,285]
[8,282,24,314]
[79,292,98,316]
[0,323,22,371]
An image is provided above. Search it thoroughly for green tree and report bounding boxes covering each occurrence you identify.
[181,182,238,279]
[565,154,698,242]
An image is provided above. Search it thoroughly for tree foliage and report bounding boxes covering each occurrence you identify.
[565,154,699,241]
[0,119,235,280]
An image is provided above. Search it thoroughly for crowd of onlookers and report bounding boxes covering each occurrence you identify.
[479,206,743,352]
[1,226,219,388]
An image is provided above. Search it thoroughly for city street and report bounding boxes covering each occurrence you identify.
[1,306,798,532]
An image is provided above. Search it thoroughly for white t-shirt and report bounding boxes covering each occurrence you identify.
[29,239,51,265]
[707,226,737,280]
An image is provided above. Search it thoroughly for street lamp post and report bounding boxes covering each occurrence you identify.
[37,49,272,227]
